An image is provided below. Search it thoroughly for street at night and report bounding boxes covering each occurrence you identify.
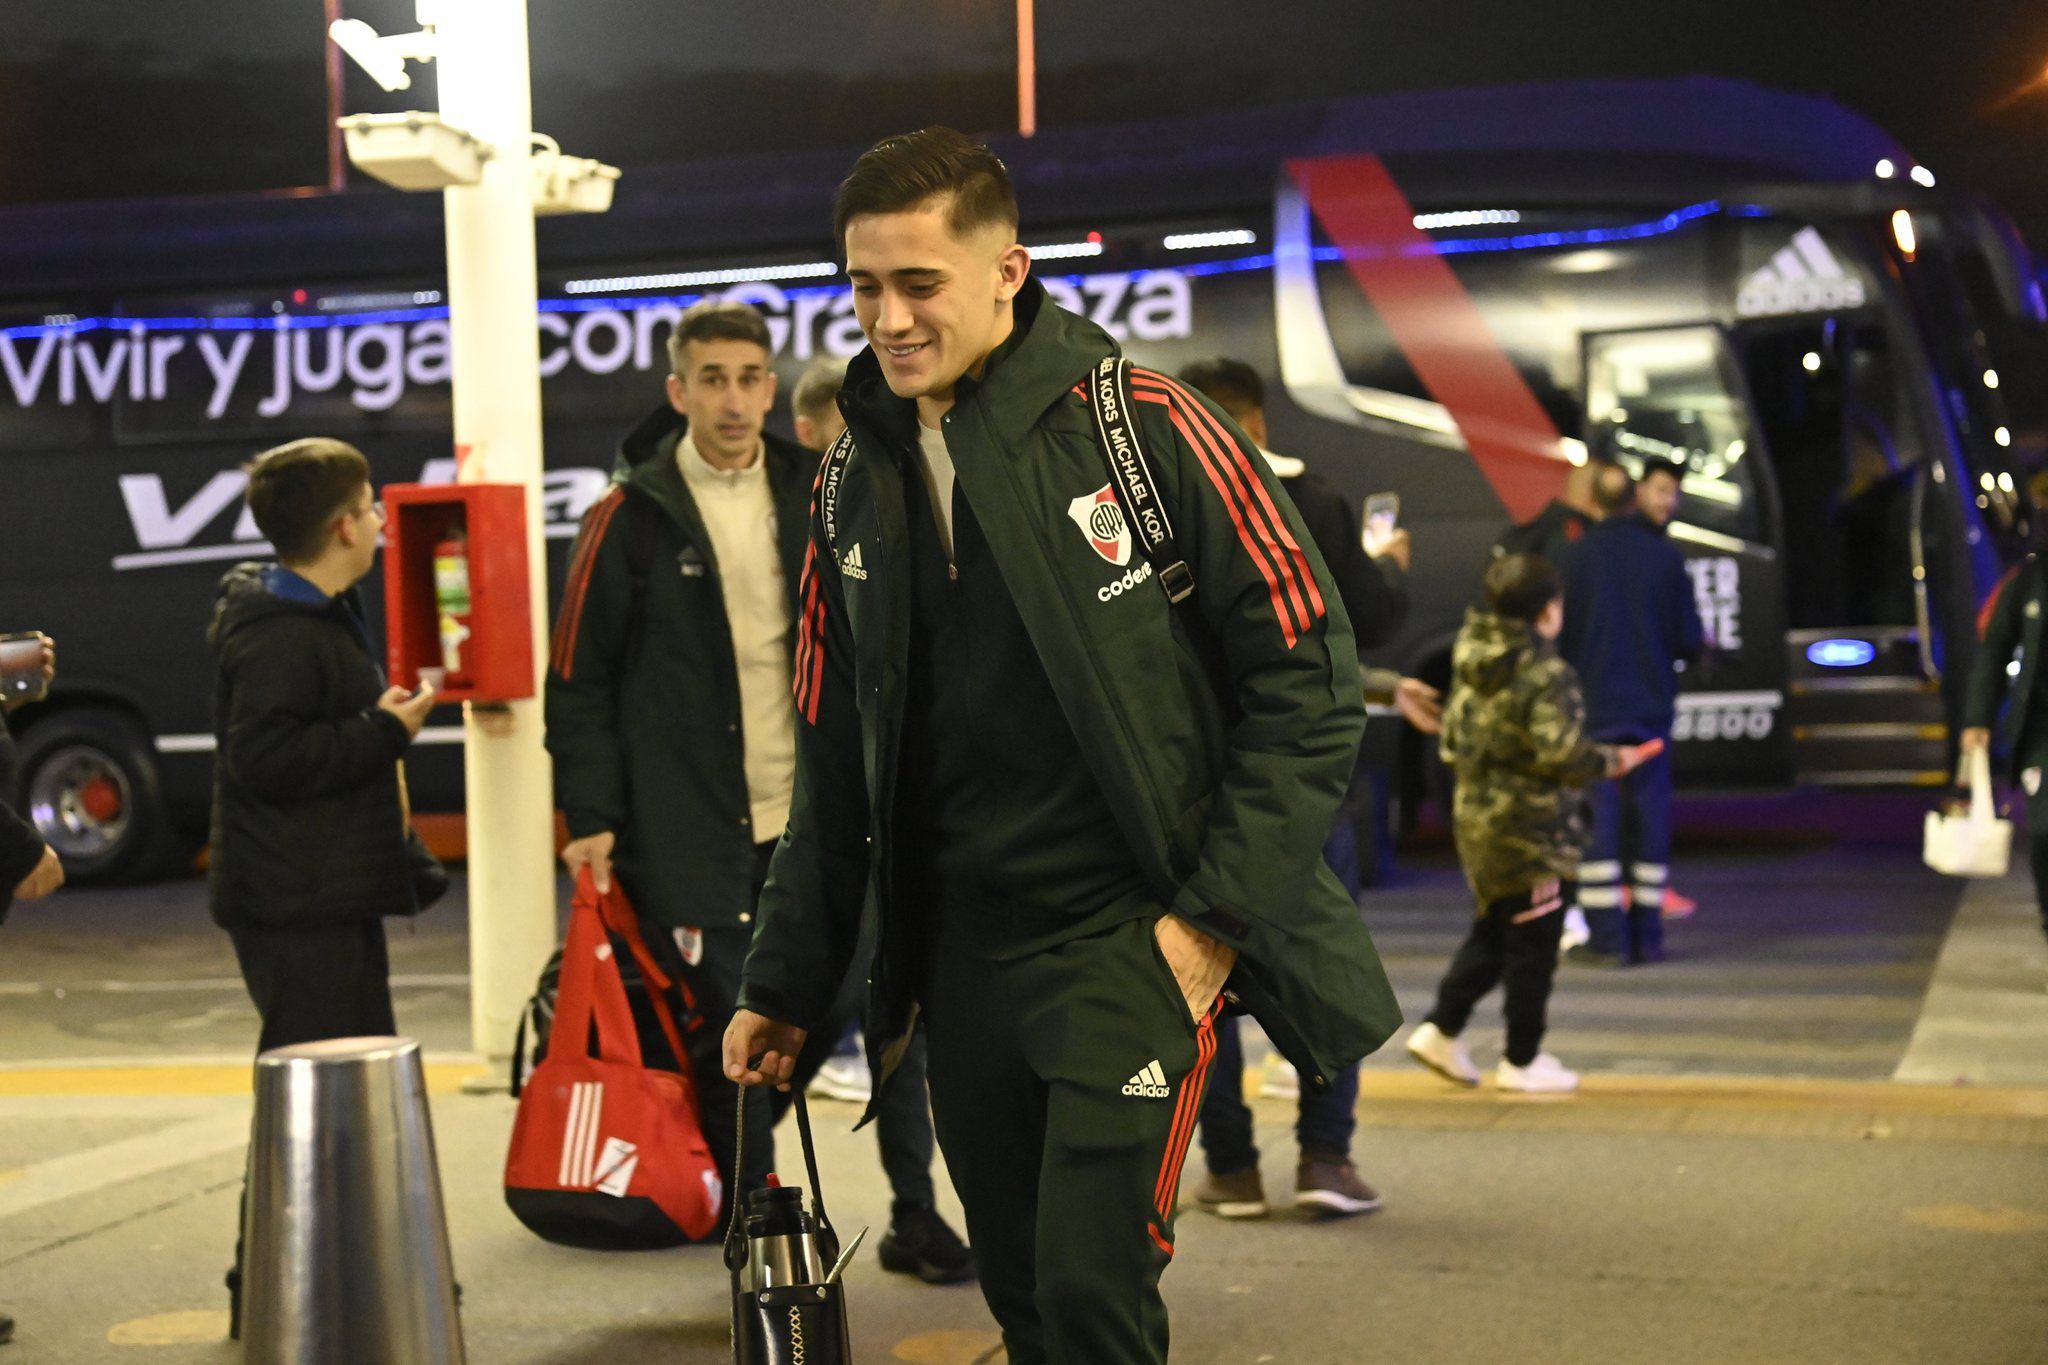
[2,802,2044,1362]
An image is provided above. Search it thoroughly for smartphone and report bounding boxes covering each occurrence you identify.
[0,632,50,703]
[1362,492,1400,553]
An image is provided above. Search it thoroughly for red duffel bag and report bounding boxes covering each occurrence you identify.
[503,869,722,1248]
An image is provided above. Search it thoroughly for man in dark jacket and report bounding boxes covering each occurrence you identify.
[725,129,1397,1365]
[1560,461,1704,965]
[2,636,61,927]
[1,634,58,1347]
[209,437,434,1335]
[546,299,816,1202]
[1961,554,2048,942]
[1177,356,1430,1221]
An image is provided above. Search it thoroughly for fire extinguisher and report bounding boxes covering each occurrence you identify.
[433,530,474,688]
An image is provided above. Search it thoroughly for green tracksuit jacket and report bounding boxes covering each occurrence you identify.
[738,280,1401,1100]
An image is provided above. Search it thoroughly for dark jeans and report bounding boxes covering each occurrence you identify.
[1425,881,1572,1066]
[1583,741,1673,961]
[1196,1014,1360,1174]
[777,985,939,1217]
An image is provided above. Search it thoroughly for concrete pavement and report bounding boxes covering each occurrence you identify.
[1,819,2046,1361]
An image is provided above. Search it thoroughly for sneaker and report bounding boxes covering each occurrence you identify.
[1294,1153,1383,1218]
[1560,906,1591,951]
[806,1054,873,1105]
[1259,1058,1300,1100]
[877,1206,976,1285]
[1405,1021,1480,1087]
[1191,1167,1269,1219]
[1661,888,1698,920]
[1494,1053,1579,1094]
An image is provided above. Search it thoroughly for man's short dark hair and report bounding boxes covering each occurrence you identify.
[1177,358,1266,417]
[791,357,847,424]
[245,438,371,564]
[665,298,773,377]
[1483,553,1562,625]
[1638,459,1684,486]
[1593,462,1636,516]
[832,127,1019,247]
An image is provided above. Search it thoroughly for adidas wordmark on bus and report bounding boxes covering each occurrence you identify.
[1123,1060,1172,1098]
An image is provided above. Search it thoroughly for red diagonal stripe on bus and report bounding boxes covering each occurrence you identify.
[1288,153,1567,523]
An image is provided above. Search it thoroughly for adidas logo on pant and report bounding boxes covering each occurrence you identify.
[1123,1060,1171,1098]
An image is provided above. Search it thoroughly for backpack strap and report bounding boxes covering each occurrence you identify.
[1086,354,1195,605]
[816,426,857,557]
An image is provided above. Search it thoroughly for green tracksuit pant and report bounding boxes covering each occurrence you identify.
[919,912,1221,1365]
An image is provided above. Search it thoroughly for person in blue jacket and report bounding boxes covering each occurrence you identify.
[1560,461,1704,965]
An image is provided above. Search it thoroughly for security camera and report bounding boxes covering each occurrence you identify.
[329,17,428,93]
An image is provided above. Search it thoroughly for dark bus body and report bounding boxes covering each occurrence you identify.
[2,78,2040,879]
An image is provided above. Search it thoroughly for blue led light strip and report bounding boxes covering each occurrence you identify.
[0,201,1735,341]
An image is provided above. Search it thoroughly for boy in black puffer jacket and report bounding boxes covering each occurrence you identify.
[208,438,436,1047]
[208,437,437,1336]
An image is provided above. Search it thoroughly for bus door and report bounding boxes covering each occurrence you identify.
[1728,315,1949,787]
[1581,324,1791,786]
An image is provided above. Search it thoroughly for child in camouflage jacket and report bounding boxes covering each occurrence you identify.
[1405,554,1660,1094]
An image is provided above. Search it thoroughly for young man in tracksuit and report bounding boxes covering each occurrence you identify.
[725,129,1400,1364]
[1560,462,1705,965]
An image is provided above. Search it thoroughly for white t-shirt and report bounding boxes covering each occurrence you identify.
[676,431,795,838]
[916,419,958,561]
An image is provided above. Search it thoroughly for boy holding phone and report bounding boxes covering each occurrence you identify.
[208,437,435,1046]
[207,437,436,1332]
[1407,554,1661,1093]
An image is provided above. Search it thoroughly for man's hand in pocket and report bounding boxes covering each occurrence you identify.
[1153,914,1236,1021]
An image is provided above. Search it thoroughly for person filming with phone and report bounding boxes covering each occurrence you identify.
[205,438,440,1334]
[1,633,61,922]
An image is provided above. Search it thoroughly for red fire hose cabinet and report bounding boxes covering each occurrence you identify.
[381,482,535,703]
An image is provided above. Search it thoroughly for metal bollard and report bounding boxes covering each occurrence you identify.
[242,1036,465,1364]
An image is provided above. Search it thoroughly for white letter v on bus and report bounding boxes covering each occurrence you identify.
[120,471,248,549]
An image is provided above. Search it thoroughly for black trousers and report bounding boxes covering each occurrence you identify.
[2028,832,2048,939]
[228,918,397,1052]
[228,917,398,1288]
[777,973,939,1217]
[920,915,1218,1365]
[639,840,779,1207]
[1425,881,1572,1067]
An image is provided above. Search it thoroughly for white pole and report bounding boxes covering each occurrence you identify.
[431,0,557,1074]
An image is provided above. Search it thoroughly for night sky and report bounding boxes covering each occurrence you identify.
[3,0,2046,238]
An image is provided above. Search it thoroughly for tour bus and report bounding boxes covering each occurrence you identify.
[1,77,2039,879]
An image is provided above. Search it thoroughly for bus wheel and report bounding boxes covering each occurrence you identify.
[14,708,178,884]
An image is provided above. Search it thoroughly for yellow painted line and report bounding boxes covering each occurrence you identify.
[892,1331,1006,1364]
[1905,1204,2048,1235]
[0,1060,490,1098]
[107,1310,232,1346]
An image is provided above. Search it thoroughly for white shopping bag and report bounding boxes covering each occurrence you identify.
[1923,748,2013,878]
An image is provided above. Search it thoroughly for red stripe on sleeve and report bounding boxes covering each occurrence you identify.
[551,489,625,682]
[1141,371,1327,623]
[1132,385,1303,647]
